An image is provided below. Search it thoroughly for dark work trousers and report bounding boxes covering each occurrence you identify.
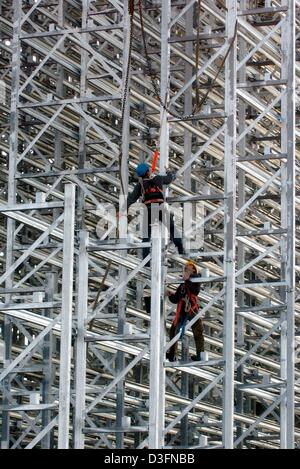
[168,316,205,360]
[144,296,151,316]
[142,204,184,266]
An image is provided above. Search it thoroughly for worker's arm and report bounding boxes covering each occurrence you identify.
[154,171,177,186]
[127,182,142,210]
[168,284,184,304]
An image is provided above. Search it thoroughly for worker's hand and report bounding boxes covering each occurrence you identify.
[170,170,178,181]
[165,290,172,298]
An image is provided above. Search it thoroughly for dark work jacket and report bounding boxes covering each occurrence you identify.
[169,276,200,327]
[127,172,176,210]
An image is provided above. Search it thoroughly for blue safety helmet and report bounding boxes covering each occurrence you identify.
[136,163,150,177]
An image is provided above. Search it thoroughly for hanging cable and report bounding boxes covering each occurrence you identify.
[195,0,202,112]
[119,0,135,196]
[138,0,238,121]
[194,20,238,114]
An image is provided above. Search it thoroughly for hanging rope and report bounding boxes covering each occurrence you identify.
[119,0,135,196]
[89,260,112,332]
[129,0,135,16]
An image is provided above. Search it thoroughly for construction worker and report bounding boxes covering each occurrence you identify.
[126,163,185,264]
[166,260,205,362]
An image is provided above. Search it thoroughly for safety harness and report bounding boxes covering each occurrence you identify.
[173,283,199,329]
[139,177,165,205]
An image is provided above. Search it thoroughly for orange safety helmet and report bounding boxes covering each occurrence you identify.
[185,260,198,275]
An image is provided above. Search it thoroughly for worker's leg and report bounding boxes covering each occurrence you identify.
[166,321,178,361]
[144,296,151,315]
[191,318,205,359]
[143,204,162,266]
[169,212,184,254]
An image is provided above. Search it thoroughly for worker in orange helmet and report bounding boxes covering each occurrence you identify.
[166,260,205,362]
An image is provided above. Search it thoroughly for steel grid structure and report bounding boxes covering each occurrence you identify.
[0,0,300,450]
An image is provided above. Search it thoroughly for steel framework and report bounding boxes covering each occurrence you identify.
[0,0,300,450]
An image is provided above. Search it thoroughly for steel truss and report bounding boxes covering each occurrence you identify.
[0,0,300,450]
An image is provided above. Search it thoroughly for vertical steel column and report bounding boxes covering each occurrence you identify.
[77,0,89,231]
[181,0,194,446]
[281,0,296,449]
[54,0,65,179]
[73,0,89,450]
[41,273,55,449]
[180,338,189,446]
[280,306,288,448]
[149,222,163,449]
[156,0,170,444]
[1,0,21,449]
[116,0,130,448]
[160,0,171,174]
[51,4,65,416]
[1,319,12,450]
[183,1,193,254]
[58,183,76,449]
[223,0,237,450]
[236,0,247,449]
[280,4,288,439]
[183,1,193,191]
[74,231,89,449]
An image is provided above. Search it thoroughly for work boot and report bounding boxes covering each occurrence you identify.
[166,352,176,362]
[191,354,201,362]
[177,243,185,256]
[191,352,208,362]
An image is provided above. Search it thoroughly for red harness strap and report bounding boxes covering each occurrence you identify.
[173,285,198,327]
[142,179,164,205]
[129,0,135,16]
[144,199,164,205]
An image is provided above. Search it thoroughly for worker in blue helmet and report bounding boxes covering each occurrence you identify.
[127,162,184,256]
[135,163,150,178]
